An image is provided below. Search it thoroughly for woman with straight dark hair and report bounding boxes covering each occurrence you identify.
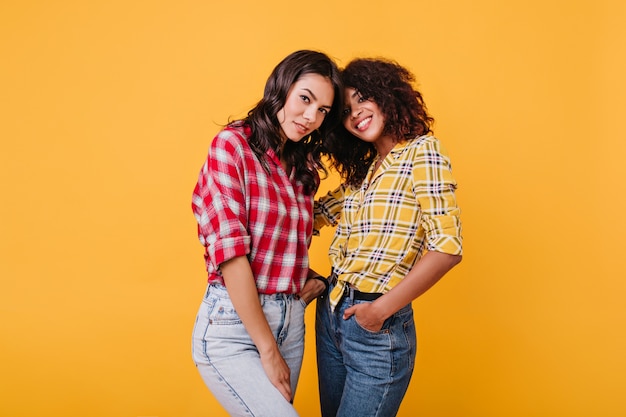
[312,57,463,416]
[191,50,343,416]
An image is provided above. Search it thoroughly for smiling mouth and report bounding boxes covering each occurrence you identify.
[294,122,309,134]
[356,117,372,130]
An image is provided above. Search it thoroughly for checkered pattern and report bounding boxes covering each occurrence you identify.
[192,123,314,294]
[314,135,463,310]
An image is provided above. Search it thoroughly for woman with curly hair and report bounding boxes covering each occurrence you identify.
[191,50,343,417]
[312,58,463,416]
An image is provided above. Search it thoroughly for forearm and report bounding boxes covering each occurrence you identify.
[220,256,277,354]
[373,251,462,320]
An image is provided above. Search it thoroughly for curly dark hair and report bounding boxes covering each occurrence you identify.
[240,50,344,195]
[326,58,434,187]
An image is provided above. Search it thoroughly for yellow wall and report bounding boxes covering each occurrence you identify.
[2,0,625,416]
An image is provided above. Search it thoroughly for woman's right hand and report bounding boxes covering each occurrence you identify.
[259,346,292,402]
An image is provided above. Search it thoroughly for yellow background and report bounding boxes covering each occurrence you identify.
[1,0,625,416]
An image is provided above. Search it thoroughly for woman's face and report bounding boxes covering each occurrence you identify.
[342,87,385,143]
[277,73,334,142]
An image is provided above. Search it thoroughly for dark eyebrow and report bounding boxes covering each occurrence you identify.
[303,88,317,100]
[303,88,332,109]
[350,89,361,99]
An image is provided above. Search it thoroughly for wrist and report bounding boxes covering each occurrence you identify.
[257,340,280,357]
[370,297,392,322]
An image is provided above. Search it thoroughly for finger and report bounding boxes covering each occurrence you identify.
[343,305,356,320]
[279,379,292,403]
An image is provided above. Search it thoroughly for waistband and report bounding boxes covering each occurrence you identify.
[206,283,298,301]
[328,273,383,302]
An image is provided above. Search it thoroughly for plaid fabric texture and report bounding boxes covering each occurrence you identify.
[192,123,314,294]
[314,135,463,310]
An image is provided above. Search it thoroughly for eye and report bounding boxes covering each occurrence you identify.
[342,107,350,117]
[300,95,311,103]
[319,108,329,115]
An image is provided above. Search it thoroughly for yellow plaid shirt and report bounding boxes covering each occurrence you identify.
[314,135,463,310]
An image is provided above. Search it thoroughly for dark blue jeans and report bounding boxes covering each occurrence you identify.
[315,284,416,417]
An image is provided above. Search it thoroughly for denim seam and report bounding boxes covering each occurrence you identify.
[208,362,255,416]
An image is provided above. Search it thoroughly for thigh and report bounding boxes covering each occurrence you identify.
[315,294,347,417]
[197,355,299,417]
[337,301,417,417]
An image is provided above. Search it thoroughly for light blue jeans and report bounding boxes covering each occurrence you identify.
[192,283,306,417]
[315,283,417,417]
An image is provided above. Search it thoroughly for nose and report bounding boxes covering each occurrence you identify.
[350,107,362,119]
[303,106,317,124]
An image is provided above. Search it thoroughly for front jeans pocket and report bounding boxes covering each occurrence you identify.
[209,298,242,326]
[204,290,242,325]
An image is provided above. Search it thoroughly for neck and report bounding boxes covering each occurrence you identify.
[374,135,398,159]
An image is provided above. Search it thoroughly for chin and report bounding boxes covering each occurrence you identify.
[287,135,304,143]
[352,132,375,142]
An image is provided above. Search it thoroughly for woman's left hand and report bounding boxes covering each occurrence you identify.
[343,303,385,332]
[297,277,327,306]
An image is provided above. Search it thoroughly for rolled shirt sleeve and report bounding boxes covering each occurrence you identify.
[313,184,346,234]
[192,130,251,267]
[413,138,463,256]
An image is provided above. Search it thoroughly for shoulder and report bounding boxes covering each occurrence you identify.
[406,135,452,158]
[408,135,439,150]
[210,122,252,157]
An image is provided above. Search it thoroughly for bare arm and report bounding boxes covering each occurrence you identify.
[343,251,462,330]
[220,256,293,402]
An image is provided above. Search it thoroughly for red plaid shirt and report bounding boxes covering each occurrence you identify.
[192,122,315,294]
